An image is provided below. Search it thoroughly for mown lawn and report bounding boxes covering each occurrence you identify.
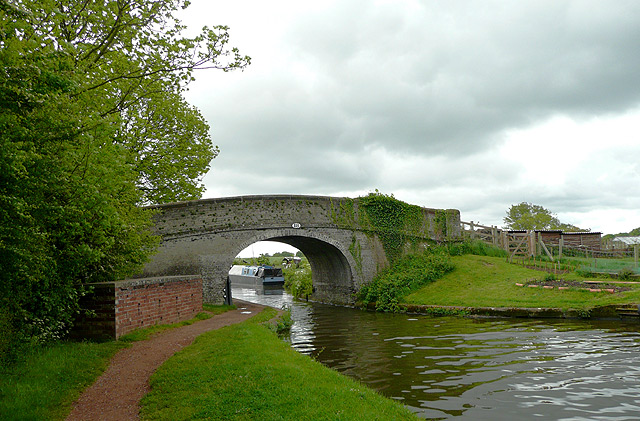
[140,307,417,420]
[404,255,640,310]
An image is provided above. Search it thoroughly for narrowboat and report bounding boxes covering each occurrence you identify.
[228,265,285,286]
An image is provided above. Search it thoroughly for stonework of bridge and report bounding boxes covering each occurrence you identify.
[140,195,461,306]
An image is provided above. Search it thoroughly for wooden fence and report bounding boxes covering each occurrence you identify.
[460,221,628,262]
[460,221,533,260]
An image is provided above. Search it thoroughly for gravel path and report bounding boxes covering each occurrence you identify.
[66,300,265,421]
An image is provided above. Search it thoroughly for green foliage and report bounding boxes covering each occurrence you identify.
[577,308,592,319]
[504,202,586,231]
[574,268,596,278]
[4,0,250,204]
[358,249,454,312]
[254,254,272,266]
[268,306,294,336]
[349,234,364,274]
[0,0,247,352]
[603,227,640,241]
[618,267,635,280]
[447,240,508,257]
[284,261,313,299]
[271,251,294,257]
[418,307,470,317]
[358,191,425,264]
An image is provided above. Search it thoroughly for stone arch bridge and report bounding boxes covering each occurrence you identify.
[140,195,461,305]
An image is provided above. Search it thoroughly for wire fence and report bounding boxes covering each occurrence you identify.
[460,221,640,276]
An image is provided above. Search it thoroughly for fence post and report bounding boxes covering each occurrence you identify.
[470,221,475,239]
[635,244,639,268]
[492,226,498,246]
[559,237,563,260]
[502,231,508,253]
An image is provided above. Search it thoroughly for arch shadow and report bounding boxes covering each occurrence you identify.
[230,229,358,304]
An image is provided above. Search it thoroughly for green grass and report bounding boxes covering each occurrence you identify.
[570,256,640,275]
[140,308,417,420]
[404,255,640,310]
[0,305,235,420]
[0,340,127,420]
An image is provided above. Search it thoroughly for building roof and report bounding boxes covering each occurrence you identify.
[612,236,640,245]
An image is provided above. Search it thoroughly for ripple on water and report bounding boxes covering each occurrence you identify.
[231,286,640,420]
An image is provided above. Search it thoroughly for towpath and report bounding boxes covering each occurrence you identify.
[66,300,265,421]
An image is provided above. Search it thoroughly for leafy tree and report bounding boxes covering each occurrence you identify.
[503,202,586,232]
[255,254,272,266]
[0,0,248,353]
[12,0,250,204]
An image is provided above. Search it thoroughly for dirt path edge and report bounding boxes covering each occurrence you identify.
[66,300,266,421]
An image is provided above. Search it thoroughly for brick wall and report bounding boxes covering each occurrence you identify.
[71,276,202,340]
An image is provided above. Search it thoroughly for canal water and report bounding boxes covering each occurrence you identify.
[232,286,640,420]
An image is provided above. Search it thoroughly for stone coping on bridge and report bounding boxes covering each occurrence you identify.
[145,193,449,212]
[146,194,339,210]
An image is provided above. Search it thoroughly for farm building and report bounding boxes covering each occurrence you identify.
[532,230,602,251]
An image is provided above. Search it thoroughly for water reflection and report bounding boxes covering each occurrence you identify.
[232,286,640,420]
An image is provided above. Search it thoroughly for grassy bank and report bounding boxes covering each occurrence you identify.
[0,305,234,420]
[404,254,640,310]
[141,307,417,420]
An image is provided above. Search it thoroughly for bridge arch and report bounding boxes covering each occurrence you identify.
[139,195,460,305]
[232,229,359,302]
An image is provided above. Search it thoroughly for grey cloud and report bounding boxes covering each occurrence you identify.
[282,1,640,155]
[183,0,640,233]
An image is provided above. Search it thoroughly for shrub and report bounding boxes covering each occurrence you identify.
[358,249,454,312]
[284,263,313,299]
[618,267,635,280]
[575,268,596,278]
[269,306,294,336]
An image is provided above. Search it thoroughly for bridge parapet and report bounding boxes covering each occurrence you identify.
[151,194,460,242]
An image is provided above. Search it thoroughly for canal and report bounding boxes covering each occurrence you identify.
[232,286,640,420]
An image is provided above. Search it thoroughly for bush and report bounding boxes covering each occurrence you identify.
[358,249,454,312]
[269,306,294,336]
[284,263,313,299]
[618,267,635,280]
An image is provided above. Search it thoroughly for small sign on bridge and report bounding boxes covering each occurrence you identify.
[292,223,301,229]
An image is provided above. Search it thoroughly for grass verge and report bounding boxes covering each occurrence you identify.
[0,305,234,420]
[140,307,417,420]
[404,255,640,310]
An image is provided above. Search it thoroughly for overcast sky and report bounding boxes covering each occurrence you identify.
[178,0,640,253]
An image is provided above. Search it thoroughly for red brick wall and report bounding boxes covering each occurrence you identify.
[71,276,202,340]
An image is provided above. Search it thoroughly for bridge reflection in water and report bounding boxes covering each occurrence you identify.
[233,286,640,420]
